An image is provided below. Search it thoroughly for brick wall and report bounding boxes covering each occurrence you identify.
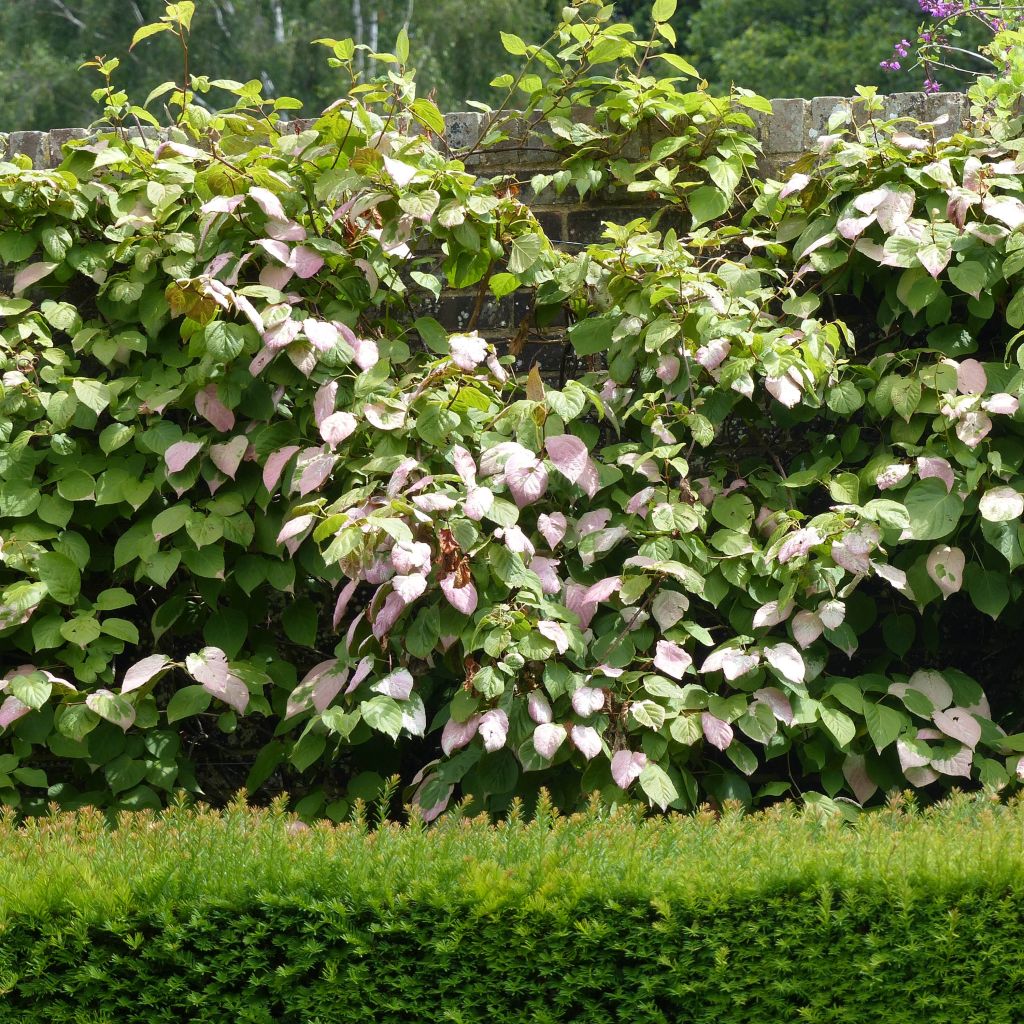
[0,92,970,378]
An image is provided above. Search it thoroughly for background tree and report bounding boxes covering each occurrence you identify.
[0,2,983,139]
[682,0,967,97]
[0,0,562,129]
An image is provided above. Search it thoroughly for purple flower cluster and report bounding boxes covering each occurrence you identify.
[880,38,912,71]
[918,0,963,16]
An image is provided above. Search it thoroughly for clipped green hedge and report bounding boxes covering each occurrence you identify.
[1,796,1023,1022]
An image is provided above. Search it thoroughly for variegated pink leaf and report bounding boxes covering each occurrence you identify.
[931,745,973,778]
[286,659,340,719]
[391,542,432,575]
[210,436,248,479]
[571,686,606,716]
[753,686,794,725]
[372,591,406,639]
[932,707,981,748]
[546,434,590,483]
[392,573,427,604]
[344,656,375,695]
[13,262,58,295]
[257,237,291,265]
[583,576,621,605]
[451,446,478,484]
[121,655,172,694]
[906,670,953,710]
[570,724,602,760]
[293,448,337,496]
[504,453,549,508]
[250,186,287,220]
[876,464,910,491]
[763,643,805,685]
[349,335,379,370]
[925,545,964,598]
[464,486,494,521]
[657,355,679,382]
[780,172,810,198]
[262,445,300,493]
[314,381,338,425]
[533,722,567,760]
[983,393,1019,416]
[276,514,315,547]
[528,691,553,724]
[979,486,1024,523]
[332,580,359,629]
[0,695,31,730]
[792,610,824,649]
[265,217,307,241]
[201,194,244,215]
[843,754,878,804]
[653,640,692,680]
[320,412,357,448]
[185,647,249,714]
[765,370,802,408]
[450,332,488,370]
[626,486,656,517]
[537,620,570,654]
[289,245,324,279]
[85,689,136,731]
[373,668,414,700]
[610,749,647,788]
[982,192,1024,229]
[955,410,992,448]
[695,338,730,371]
[956,358,987,395]
[364,402,406,431]
[916,455,954,492]
[303,319,340,352]
[195,385,235,432]
[777,527,821,563]
[702,712,734,751]
[753,600,794,629]
[165,440,204,474]
[700,647,760,681]
[527,557,560,596]
[440,573,477,615]
[442,714,480,756]
[479,709,509,753]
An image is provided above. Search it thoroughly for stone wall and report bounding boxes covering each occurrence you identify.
[0,92,970,378]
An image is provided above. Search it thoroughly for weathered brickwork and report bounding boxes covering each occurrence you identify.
[0,93,970,377]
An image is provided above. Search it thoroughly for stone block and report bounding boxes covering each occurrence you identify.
[883,92,927,123]
[808,96,851,141]
[925,92,969,137]
[7,131,50,168]
[762,98,808,154]
[47,128,91,166]
[444,111,486,151]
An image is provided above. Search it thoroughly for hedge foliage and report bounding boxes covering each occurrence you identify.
[4,0,1024,820]
[0,795,1022,1022]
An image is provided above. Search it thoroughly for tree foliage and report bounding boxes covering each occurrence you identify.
[2,1,1024,820]
[0,0,562,129]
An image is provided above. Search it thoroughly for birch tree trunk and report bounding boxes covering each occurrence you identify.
[353,0,366,74]
[368,3,379,56]
[269,0,285,45]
